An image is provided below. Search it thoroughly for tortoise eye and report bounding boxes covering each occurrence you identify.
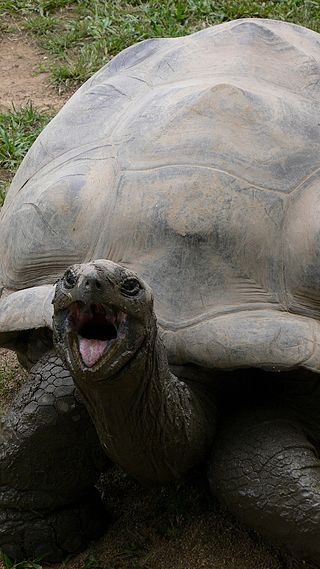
[121,277,141,297]
[64,269,77,288]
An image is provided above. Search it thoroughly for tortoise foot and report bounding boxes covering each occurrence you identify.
[0,488,108,562]
[209,410,320,564]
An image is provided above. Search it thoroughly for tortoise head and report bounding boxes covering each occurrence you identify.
[52,260,154,381]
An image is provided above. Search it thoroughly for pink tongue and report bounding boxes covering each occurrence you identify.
[79,337,108,368]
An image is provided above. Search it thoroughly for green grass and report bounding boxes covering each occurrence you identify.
[1,0,320,89]
[0,0,75,15]
[0,368,15,386]
[0,183,7,207]
[1,551,140,569]
[0,552,43,569]
[0,103,52,205]
[80,555,102,569]
[0,103,52,171]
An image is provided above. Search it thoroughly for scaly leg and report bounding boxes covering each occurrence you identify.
[0,352,109,562]
[208,409,320,564]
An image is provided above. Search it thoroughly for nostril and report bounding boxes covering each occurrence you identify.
[84,278,102,290]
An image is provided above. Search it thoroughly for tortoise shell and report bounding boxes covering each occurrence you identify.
[1,18,320,371]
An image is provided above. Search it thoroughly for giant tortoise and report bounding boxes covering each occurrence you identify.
[1,17,320,564]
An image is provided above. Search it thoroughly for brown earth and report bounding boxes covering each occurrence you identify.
[0,30,67,112]
[0,28,313,569]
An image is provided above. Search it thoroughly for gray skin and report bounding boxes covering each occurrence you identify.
[1,16,320,565]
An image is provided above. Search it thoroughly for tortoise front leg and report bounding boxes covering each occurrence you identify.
[0,352,109,562]
[208,409,320,564]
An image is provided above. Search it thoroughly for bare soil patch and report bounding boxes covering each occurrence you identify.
[0,31,67,112]
[58,469,287,569]
[0,348,27,411]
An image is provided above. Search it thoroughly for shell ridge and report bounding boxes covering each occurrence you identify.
[229,18,320,62]
[158,304,283,331]
[122,163,291,195]
[289,165,320,195]
[13,142,116,194]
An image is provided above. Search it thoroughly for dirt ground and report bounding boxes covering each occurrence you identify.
[0,29,313,569]
[0,30,67,112]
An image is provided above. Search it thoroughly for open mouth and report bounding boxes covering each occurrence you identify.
[68,302,127,368]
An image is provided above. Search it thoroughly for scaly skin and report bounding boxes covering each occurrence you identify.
[73,333,215,483]
[209,410,320,563]
[208,370,320,564]
[0,352,109,562]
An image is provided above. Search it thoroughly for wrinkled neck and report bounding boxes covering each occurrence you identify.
[76,324,214,483]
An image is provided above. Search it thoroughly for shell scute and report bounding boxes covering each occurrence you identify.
[1,18,320,333]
